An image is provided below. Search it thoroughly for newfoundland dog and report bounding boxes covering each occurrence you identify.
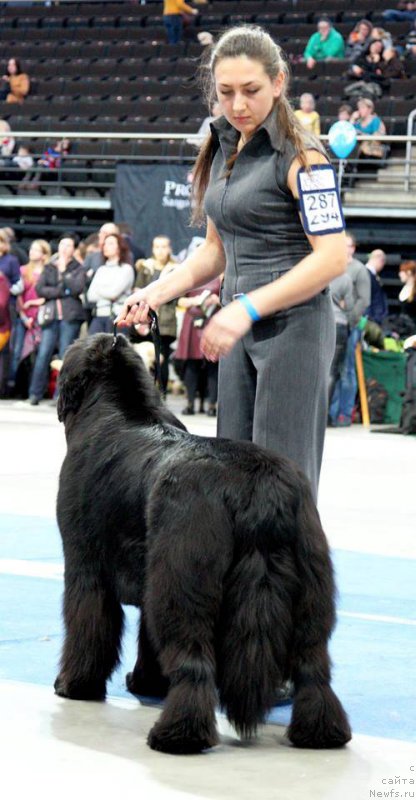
[55,333,351,755]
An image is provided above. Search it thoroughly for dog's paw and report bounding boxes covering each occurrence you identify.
[147,720,218,755]
[126,670,169,699]
[54,673,106,701]
[287,685,352,749]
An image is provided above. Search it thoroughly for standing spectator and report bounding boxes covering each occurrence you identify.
[294,93,321,135]
[3,58,30,104]
[329,233,371,427]
[0,271,11,396]
[28,234,85,405]
[398,261,416,325]
[304,16,345,69]
[8,239,51,396]
[1,226,28,266]
[163,0,199,45]
[366,249,388,326]
[345,19,373,62]
[83,222,120,323]
[383,2,416,23]
[187,101,222,148]
[175,278,221,416]
[0,228,22,299]
[86,233,134,335]
[328,272,354,409]
[135,235,178,395]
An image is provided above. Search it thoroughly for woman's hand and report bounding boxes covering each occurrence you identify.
[115,285,161,327]
[201,300,252,361]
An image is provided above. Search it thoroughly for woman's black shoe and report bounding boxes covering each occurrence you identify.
[182,405,194,415]
[207,406,217,417]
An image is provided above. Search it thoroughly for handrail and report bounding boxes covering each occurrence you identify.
[404,109,416,193]
[5,131,416,142]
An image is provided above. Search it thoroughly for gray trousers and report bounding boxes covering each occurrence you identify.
[217,290,335,501]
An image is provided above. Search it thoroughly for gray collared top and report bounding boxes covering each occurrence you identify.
[204,108,325,302]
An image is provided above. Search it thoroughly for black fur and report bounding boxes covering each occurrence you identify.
[55,333,351,754]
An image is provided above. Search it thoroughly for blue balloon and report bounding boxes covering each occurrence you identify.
[328,121,357,159]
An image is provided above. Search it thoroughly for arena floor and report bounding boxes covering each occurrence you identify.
[0,395,415,800]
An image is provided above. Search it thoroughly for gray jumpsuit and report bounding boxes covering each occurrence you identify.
[204,111,336,499]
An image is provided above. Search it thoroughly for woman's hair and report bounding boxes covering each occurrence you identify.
[358,97,375,112]
[7,57,23,75]
[192,25,320,224]
[0,229,10,252]
[103,232,130,264]
[25,239,52,281]
[399,260,416,301]
[152,235,172,264]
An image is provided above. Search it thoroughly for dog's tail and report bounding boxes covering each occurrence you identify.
[216,475,300,739]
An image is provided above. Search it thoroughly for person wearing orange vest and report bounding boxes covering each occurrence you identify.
[163,0,198,44]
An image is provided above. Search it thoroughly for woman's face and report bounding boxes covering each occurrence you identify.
[358,23,371,39]
[357,101,372,119]
[29,242,46,262]
[103,235,119,261]
[8,59,17,75]
[152,237,171,264]
[214,56,284,142]
[369,40,383,55]
[399,269,414,284]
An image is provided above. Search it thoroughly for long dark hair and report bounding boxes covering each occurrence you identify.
[192,25,321,224]
[7,57,23,76]
[103,232,130,265]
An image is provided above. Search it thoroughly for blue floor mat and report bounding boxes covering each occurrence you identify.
[1,514,415,741]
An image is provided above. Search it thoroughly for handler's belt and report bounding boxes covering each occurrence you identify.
[112,309,162,393]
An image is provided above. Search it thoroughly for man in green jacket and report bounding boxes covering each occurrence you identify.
[304,16,345,69]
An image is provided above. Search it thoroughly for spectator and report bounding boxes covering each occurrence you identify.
[366,249,389,326]
[24,138,71,190]
[345,19,373,62]
[0,120,15,166]
[294,93,321,135]
[8,239,51,396]
[404,22,416,57]
[337,103,353,121]
[1,226,27,265]
[398,261,416,325]
[86,233,135,335]
[82,222,120,323]
[0,228,22,300]
[328,272,354,410]
[163,0,199,45]
[304,16,345,69]
[3,58,30,104]
[12,144,34,188]
[329,232,371,427]
[187,101,221,148]
[174,278,221,416]
[370,27,393,51]
[135,235,178,395]
[347,40,385,100]
[351,98,387,162]
[383,2,416,23]
[379,47,407,85]
[0,270,11,396]
[28,234,86,405]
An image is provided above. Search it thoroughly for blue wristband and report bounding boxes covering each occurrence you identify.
[238,293,261,322]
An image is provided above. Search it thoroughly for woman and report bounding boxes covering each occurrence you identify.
[351,97,387,162]
[0,271,11,396]
[398,261,416,325]
[175,278,221,415]
[3,58,30,104]
[28,234,85,405]
[135,235,178,395]
[8,239,51,394]
[87,232,134,335]
[118,26,347,500]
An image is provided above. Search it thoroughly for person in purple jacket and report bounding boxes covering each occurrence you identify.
[0,228,22,300]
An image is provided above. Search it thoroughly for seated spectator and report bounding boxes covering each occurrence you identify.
[135,235,178,395]
[345,19,373,62]
[366,249,389,326]
[26,138,71,189]
[351,98,387,160]
[2,58,30,104]
[187,101,221,148]
[12,144,34,188]
[294,93,321,135]
[347,40,385,100]
[0,119,15,167]
[404,22,416,57]
[383,2,416,23]
[0,270,11,396]
[379,47,406,85]
[370,27,393,51]
[163,0,199,45]
[304,16,345,69]
[337,103,353,121]
[28,233,85,405]
[8,239,51,396]
[86,232,134,335]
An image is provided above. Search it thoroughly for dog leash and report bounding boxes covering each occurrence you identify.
[113,309,162,392]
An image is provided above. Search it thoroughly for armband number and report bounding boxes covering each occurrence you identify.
[297,164,345,236]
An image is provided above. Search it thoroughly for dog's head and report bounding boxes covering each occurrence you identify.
[57,333,161,425]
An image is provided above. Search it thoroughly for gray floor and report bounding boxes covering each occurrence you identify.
[1,397,415,800]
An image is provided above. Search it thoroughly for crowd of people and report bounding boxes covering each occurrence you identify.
[0,223,221,416]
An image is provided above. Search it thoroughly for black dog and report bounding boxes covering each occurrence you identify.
[55,333,351,755]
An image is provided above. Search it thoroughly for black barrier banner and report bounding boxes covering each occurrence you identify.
[112,164,204,257]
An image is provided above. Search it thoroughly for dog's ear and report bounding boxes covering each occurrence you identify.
[57,369,90,422]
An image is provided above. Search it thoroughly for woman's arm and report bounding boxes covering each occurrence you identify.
[116,217,226,326]
[201,150,347,361]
